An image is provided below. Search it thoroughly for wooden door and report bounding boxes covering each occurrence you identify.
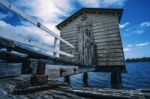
[78,23,94,65]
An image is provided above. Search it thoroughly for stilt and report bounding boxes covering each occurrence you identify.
[21,59,32,74]
[64,75,70,84]
[30,60,48,85]
[111,71,122,89]
[53,37,58,57]
[36,60,46,75]
[83,72,88,87]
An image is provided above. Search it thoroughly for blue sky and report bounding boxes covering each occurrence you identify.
[0,0,150,59]
[120,0,150,58]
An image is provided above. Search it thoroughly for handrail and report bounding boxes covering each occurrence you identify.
[0,0,74,57]
[0,36,74,57]
[0,0,74,48]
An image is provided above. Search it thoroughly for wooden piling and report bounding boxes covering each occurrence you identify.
[64,75,70,85]
[21,59,31,74]
[111,71,122,89]
[83,72,88,87]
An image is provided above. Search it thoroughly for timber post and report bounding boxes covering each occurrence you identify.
[83,72,88,87]
[21,59,32,74]
[64,75,70,85]
[111,71,122,89]
[53,37,58,57]
[30,59,48,85]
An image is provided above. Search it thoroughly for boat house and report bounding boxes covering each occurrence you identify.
[57,8,126,88]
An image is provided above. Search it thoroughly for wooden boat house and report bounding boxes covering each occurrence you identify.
[57,8,126,88]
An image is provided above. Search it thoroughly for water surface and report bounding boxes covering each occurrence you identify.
[57,62,150,89]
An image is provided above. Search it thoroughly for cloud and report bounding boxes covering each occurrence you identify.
[0,13,8,19]
[125,42,149,48]
[77,0,100,7]
[77,0,127,7]
[124,42,149,53]
[14,0,127,24]
[124,42,149,52]
[122,21,150,37]
[123,48,131,52]
[135,42,149,47]
[124,43,150,59]
[135,30,144,34]
[0,0,127,56]
[1,0,127,34]
[0,20,54,48]
[119,22,130,29]
[101,0,127,7]
[140,22,150,27]
[8,0,74,34]
[127,44,133,47]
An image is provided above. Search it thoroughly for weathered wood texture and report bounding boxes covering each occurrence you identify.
[0,63,22,77]
[45,65,94,78]
[60,13,125,66]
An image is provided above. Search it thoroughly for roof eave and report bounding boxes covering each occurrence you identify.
[56,8,123,30]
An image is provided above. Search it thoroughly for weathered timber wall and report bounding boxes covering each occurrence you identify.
[60,13,125,66]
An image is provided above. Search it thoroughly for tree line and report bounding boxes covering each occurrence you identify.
[126,57,150,62]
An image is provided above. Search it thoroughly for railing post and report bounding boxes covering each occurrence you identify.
[53,37,58,57]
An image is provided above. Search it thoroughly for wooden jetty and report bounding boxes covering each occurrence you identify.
[0,0,125,90]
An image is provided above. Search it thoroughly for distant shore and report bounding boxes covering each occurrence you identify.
[126,57,150,62]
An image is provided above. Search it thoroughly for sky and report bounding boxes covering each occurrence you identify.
[0,0,150,59]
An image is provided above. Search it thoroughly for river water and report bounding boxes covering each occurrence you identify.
[1,62,150,89]
[57,62,150,89]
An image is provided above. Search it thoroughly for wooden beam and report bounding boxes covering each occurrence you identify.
[45,65,95,79]
[0,51,27,62]
[0,36,73,59]
[0,36,74,58]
